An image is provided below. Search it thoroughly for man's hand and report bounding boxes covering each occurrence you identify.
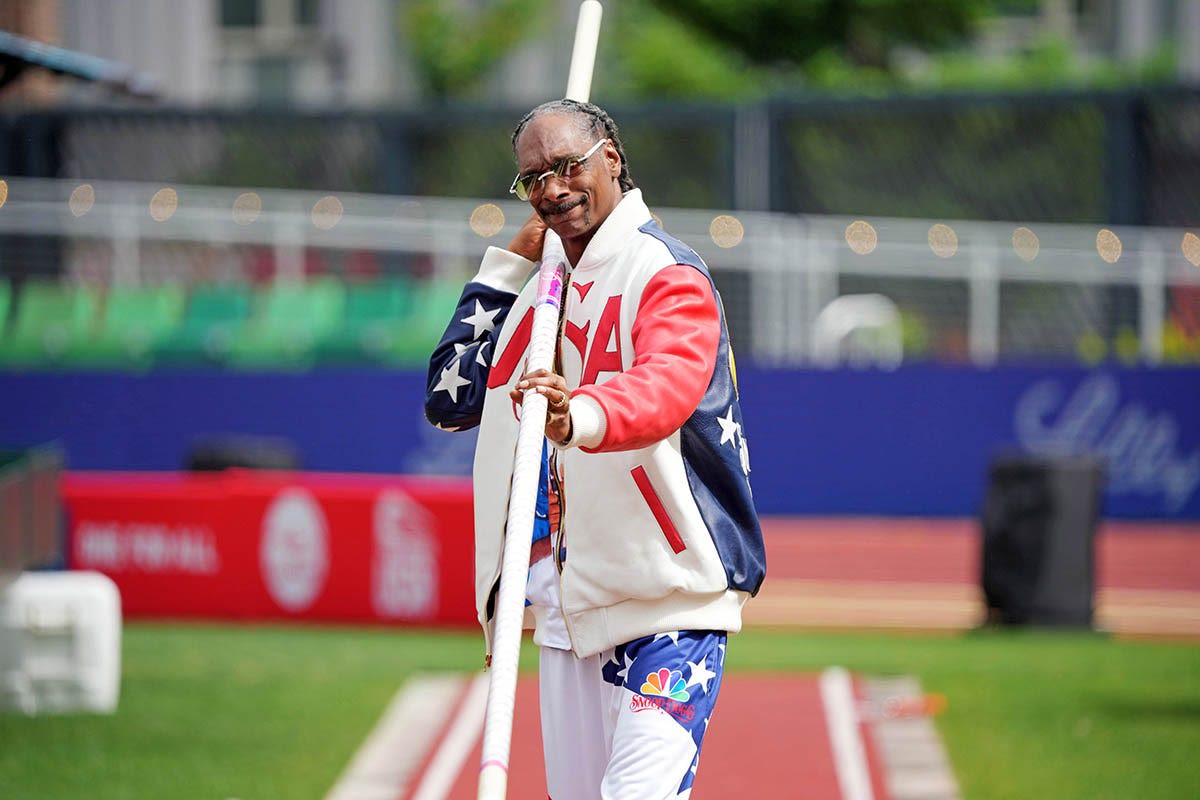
[511,368,572,443]
[507,212,548,263]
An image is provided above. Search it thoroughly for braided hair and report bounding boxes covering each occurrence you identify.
[511,99,636,193]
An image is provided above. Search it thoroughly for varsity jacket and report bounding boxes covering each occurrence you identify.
[425,190,765,658]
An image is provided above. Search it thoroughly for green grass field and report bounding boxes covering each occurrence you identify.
[1,623,1197,799]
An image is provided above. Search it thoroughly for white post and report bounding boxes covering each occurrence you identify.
[1179,0,1200,82]
[968,241,1000,366]
[1139,245,1165,364]
[273,219,305,283]
[112,190,140,285]
[1116,0,1156,63]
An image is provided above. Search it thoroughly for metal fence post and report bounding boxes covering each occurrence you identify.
[1139,243,1165,364]
[969,239,1000,366]
[1104,91,1147,226]
[734,104,771,212]
[273,218,306,283]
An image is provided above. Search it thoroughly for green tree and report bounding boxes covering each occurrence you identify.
[402,0,550,99]
[649,0,1001,71]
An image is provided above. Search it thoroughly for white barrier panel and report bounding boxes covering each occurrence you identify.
[0,571,122,715]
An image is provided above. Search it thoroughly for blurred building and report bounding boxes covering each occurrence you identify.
[981,0,1200,80]
[1,0,582,107]
[1,1,1197,108]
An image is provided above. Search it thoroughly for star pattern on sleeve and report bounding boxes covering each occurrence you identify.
[716,405,752,476]
[475,340,491,366]
[717,406,740,447]
[453,340,492,368]
[461,300,501,340]
[432,359,472,403]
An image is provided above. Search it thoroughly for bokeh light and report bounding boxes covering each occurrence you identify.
[1114,326,1140,364]
[311,195,344,230]
[1096,228,1122,263]
[845,220,878,255]
[469,203,505,237]
[1076,329,1106,365]
[149,187,178,222]
[928,223,958,258]
[232,192,262,225]
[709,214,744,248]
[69,184,96,217]
[1012,226,1040,261]
[1182,232,1200,267]
[0,179,8,208]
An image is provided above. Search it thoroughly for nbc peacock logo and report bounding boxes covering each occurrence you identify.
[640,668,690,702]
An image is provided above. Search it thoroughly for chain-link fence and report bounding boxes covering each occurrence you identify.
[0,177,1197,369]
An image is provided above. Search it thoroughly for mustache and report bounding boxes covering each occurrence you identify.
[539,196,585,217]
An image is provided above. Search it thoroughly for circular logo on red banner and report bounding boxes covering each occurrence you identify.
[260,488,330,612]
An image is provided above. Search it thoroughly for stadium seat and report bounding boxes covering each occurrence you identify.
[226,277,346,368]
[312,276,413,365]
[0,281,98,368]
[389,277,466,366]
[153,283,252,365]
[65,285,186,368]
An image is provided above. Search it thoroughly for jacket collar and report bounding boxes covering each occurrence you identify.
[572,189,650,273]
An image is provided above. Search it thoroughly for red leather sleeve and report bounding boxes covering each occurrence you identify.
[575,264,719,452]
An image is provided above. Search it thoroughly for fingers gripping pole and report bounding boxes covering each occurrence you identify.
[476,234,568,800]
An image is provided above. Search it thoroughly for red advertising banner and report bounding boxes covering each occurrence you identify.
[63,470,477,627]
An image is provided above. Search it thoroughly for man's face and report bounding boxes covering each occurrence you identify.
[514,113,621,252]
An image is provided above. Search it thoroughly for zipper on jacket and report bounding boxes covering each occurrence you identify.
[550,449,566,574]
[551,266,572,577]
[553,266,577,652]
[482,569,501,667]
[551,450,579,651]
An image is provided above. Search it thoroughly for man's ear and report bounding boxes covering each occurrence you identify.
[605,142,620,176]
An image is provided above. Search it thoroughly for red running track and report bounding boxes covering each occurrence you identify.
[761,517,1200,591]
[400,673,884,800]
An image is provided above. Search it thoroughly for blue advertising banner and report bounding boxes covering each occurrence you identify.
[735,366,1200,519]
[1,366,1197,519]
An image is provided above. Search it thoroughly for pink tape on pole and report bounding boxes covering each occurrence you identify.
[537,266,565,309]
[479,760,510,774]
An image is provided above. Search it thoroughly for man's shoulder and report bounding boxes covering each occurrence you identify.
[635,219,708,275]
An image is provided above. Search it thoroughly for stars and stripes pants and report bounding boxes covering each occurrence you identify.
[539,630,727,800]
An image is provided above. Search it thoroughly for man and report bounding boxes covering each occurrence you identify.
[425,99,765,800]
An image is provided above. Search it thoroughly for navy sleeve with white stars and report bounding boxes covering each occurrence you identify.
[424,282,514,432]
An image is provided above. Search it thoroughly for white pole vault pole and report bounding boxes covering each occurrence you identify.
[476,3,603,799]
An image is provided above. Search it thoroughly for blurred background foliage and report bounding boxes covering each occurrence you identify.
[400,0,553,99]
[401,0,1179,102]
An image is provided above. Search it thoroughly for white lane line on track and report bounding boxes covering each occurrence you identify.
[820,666,876,800]
[322,674,468,800]
[409,671,491,800]
[862,676,962,800]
